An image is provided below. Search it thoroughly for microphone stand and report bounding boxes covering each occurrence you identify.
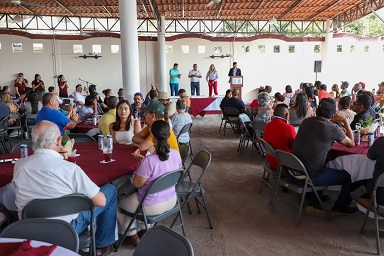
[78,78,95,89]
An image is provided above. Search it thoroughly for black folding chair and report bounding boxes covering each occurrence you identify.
[68,133,96,143]
[133,225,194,256]
[11,140,33,153]
[260,139,278,195]
[115,169,185,252]
[221,107,239,136]
[0,219,79,253]
[176,122,193,159]
[0,116,12,154]
[238,113,252,158]
[22,194,96,256]
[251,120,266,159]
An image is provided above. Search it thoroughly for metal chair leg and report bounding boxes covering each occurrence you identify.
[201,192,213,229]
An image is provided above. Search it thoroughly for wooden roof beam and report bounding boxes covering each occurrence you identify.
[278,0,304,20]
[216,0,225,19]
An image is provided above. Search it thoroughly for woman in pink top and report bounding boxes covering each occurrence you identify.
[117,120,182,247]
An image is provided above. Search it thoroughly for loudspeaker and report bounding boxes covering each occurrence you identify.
[314,61,322,73]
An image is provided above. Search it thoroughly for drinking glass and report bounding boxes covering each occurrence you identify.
[355,123,361,131]
[103,148,112,162]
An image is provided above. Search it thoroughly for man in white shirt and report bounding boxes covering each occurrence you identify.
[74,84,86,106]
[12,120,117,255]
[188,63,202,96]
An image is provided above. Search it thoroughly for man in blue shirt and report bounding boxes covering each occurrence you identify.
[35,93,79,133]
[169,63,181,96]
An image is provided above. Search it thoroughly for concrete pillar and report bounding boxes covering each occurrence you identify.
[119,0,140,101]
[158,16,167,92]
[321,19,333,81]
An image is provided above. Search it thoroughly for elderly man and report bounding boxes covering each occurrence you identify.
[99,96,118,135]
[263,104,296,170]
[74,84,85,106]
[158,91,177,117]
[292,98,356,216]
[13,121,117,255]
[132,100,179,152]
[222,88,246,114]
[131,92,147,119]
[350,93,373,130]
[352,83,363,102]
[35,92,79,134]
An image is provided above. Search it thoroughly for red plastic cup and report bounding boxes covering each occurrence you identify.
[67,156,76,163]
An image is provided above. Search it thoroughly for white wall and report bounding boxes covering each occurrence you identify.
[0,33,383,103]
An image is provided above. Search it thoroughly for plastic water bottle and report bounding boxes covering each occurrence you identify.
[107,135,113,151]
[20,144,28,158]
[98,135,104,150]
[368,132,374,147]
[354,130,360,145]
[92,114,97,125]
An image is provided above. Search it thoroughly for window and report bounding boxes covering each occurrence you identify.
[111,45,120,54]
[350,45,355,52]
[181,45,189,54]
[242,45,250,53]
[288,45,295,53]
[165,45,173,53]
[12,43,22,52]
[336,45,342,52]
[33,43,43,53]
[198,45,205,54]
[92,45,101,54]
[258,45,265,53]
[73,44,83,54]
[364,45,369,52]
[214,46,222,54]
[273,45,280,53]
[314,45,320,53]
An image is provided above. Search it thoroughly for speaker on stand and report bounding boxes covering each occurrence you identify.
[314,61,322,81]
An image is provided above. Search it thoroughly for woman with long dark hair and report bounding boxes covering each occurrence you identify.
[117,120,182,246]
[32,74,45,92]
[289,92,313,125]
[23,91,42,115]
[109,100,141,144]
[57,74,69,97]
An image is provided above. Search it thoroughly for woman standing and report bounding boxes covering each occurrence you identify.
[14,76,28,102]
[58,75,69,97]
[109,100,141,144]
[32,74,45,92]
[206,64,219,97]
[117,120,182,247]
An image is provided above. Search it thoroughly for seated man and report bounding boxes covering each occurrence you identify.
[13,121,117,255]
[158,91,177,117]
[35,92,79,134]
[350,93,373,130]
[171,99,192,143]
[222,88,246,114]
[263,104,296,170]
[131,92,147,119]
[99,96,118,135]
[178,89,191,107]
[89,84,107,114]
[132,100,179,152]
[48,86,63,105]
[78,95,98,122]
[292,98,356,215]
[74,84,85,106]
[318,84,332,101]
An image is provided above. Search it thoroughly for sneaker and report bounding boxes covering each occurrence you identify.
[306,203,334,219]
[332,206,359,216]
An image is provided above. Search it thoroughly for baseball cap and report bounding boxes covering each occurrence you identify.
[317,98,336,118]
[359,82,366,89]
[158,91,170,100]
[143,100,165,115]
[341,81,349,87]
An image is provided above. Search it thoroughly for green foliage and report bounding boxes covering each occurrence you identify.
[62,130,70,147]
[344,13,384,37]
[359,116,373,128]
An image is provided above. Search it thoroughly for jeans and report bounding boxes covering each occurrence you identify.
[71,184,117,248]
[170,83,179,96]
[191,82,200,96]
[310,167,353,209]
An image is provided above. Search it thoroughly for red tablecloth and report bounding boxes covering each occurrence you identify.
[0,143,139,187]
[71,122,98,133]
[327,141,369,161]
[189,98,216,117]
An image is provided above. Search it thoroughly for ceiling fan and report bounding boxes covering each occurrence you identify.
[0,0,44,7]
[206,0,221,7]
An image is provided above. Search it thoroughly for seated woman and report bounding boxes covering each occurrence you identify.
[117,120,182,246]
[109,100,141,144]
[273,92,285,109]
[219,89,232,111]
[288,92,313,125]
[283,85,294,106]
[253,92,273,123]
[22,91,42,115]
[337,96,356,125]
[0,91,18,113]
[14,75,28,102]
[171,99,192,143]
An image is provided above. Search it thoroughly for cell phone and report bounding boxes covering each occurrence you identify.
[0,158,18,163]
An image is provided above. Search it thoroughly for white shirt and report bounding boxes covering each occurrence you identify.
[206,71,219,82]
[189,69,202,83]
[13,149,100,221]
[74,91,85,104]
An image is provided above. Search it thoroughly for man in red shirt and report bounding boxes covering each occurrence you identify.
[318,84,333,101]
[263,104,296,169]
